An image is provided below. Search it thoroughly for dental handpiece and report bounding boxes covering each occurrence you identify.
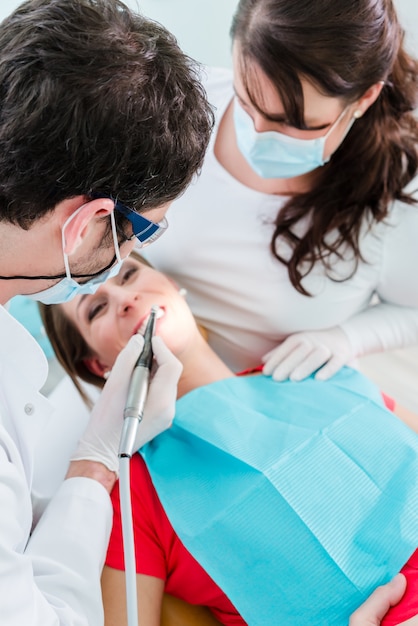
[118,305,158,458]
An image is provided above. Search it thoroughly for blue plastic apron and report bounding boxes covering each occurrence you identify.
[142,368,418,626]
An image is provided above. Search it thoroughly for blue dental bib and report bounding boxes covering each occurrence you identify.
[142,368,418,626]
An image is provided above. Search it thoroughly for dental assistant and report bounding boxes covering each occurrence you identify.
[0,0,213,624]
[144,0,418,380]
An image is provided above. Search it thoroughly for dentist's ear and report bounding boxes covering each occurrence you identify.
[62,197,115,255]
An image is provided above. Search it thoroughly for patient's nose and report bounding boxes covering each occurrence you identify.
[108,284,139,314]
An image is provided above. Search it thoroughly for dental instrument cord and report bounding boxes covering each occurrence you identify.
[119,456,138,626]
[118,307,158,626]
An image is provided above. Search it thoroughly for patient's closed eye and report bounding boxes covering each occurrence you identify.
[119,266,138,283]
[87,298,107,321]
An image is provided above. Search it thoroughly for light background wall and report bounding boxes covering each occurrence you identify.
[0,1,417,66]
[134,0,418,65]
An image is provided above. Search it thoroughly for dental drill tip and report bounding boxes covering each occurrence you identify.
[150,305,162,320]
[151,304,164,320]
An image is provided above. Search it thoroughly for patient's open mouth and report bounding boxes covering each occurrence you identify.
[134,306,164,336]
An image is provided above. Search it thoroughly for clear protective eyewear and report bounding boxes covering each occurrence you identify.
[100,195,168,248]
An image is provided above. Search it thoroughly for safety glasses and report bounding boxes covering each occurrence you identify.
[113,198,168,247]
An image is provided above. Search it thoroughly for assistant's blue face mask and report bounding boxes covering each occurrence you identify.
[233,99,355,179]
[26,205,123,305]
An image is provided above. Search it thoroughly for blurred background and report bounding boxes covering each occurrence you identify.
[0,0,416,68]
[2,0,418,411]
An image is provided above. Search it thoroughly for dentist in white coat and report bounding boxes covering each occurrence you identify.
[0,0,213,623]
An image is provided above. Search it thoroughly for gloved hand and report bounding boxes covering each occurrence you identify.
[262,326,353,382]
[71,334,182,474]
[133,336,182,451]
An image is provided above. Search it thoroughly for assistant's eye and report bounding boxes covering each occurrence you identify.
[280,117,296,127]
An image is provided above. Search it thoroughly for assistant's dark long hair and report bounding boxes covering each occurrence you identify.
[231,0,418,294]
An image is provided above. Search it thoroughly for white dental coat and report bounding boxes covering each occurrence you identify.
[0,305,112,626]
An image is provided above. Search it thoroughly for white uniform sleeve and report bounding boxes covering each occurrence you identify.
[340,302,418,356]
[377,198,418,307]
[0,452,112,626]
[341,199,418,356]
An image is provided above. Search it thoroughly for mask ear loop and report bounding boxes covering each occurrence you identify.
[110,208,123,264]
[323,105,357,141]
[63,247,72,280]
[327,107,363,148]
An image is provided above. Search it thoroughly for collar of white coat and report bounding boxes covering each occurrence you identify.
[0,305,52,484]
[0,304,49,388]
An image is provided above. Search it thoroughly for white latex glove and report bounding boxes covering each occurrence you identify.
[262,326,353,382]
[71,334,182,474]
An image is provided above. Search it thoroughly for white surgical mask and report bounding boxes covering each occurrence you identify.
[233,100,355,179]
[27,205,123,305]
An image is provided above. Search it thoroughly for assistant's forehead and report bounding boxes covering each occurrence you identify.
[232,42,345,124]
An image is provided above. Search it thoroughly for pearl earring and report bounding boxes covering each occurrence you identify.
[103,370,110,380]
[353,110,363,119]
[178,287,188,298]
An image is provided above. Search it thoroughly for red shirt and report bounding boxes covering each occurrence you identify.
[106,453,245,626]
[379,393,418,624]
[381,549,418,625]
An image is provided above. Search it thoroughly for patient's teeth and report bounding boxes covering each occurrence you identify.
[137,307,164,335]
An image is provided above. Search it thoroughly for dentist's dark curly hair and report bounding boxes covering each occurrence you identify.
[0,0,214,227]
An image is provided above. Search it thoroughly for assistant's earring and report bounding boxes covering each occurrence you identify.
[178,287,188,298]
[353,110,363,119]
[103,370,111,380]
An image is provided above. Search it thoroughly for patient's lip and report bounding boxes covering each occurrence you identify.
[133,311,149,336]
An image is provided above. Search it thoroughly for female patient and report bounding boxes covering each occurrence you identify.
[40,254,418,626]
